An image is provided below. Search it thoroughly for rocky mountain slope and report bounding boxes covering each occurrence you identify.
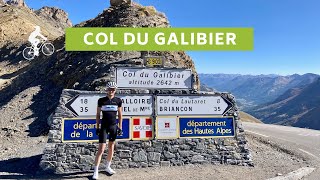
[0,2,73,146]
[0,1,72,79]
[0,2,70,48]
[251,78,320,130]
[35,6,72,30]
[3,0,27,7]
[0,0,200,165]
[199,73,319,109]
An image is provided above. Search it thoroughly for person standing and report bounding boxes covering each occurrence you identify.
[93,81,123,179]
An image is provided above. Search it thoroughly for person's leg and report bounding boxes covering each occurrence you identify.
[34,39,40,48]
[33,39,40,56]
[92,128,107,179]
[105,125,117,174]
[94,143,106,166]
[106,140,115,162]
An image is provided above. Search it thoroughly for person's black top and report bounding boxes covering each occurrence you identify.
[98,96,122,125]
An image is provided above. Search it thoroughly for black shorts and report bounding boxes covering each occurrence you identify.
[99,124,118,143]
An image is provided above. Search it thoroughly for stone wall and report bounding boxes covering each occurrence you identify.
[39,89,253,174]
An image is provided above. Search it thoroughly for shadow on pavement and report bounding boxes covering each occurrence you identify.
[0,154,91,179]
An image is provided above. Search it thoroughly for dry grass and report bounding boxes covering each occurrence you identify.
[240,111,262,123]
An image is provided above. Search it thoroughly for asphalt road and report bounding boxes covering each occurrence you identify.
[243,122,320,179]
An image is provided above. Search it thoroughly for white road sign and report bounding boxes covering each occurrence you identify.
[66,94,153,117]
[115,67,193,89]
[156,95,232,116]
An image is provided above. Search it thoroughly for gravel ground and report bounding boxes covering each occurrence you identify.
[0,86,47,160]
[0,132,310,180]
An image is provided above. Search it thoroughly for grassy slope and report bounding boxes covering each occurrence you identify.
[240,111,262,123]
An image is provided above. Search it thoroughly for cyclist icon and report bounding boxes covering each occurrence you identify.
[23,26,55,60]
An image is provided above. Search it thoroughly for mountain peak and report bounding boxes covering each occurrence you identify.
[35,6,72,29]
[77,2,168,28]
[4,0,27,7]
[110,0,132,6]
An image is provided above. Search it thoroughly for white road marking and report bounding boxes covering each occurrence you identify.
[245,130,269,138]
[298,133,320,137]
[267,167,315,180]
[298,148,319,159]
[281,129,297,132]
[273,137,289,142]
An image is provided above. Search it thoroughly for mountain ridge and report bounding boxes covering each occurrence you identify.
[199,73,319,110]
[251,77,320,130]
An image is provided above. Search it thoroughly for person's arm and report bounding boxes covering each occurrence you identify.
[96,99,102,131]
[96,107,101,130]
[118,107,123,129]
[118,99,123,129]
[38,33,47,41]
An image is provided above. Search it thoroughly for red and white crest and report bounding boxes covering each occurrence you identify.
[132,117,153,139]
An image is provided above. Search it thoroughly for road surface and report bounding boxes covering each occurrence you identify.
[243,122,320,179]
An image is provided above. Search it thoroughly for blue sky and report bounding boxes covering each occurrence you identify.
[25,0,320,75]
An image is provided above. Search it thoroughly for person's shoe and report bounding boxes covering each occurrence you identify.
[106,166,116,174]
[92,171,99,179]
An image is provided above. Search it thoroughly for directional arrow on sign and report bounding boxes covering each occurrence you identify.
[65,95,79,116]
[220,95,234,116]
[66,94,103,117]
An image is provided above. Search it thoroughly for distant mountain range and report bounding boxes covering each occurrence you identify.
[251,78,320,130]
[199,73,320,130]
[199,73,319,110]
